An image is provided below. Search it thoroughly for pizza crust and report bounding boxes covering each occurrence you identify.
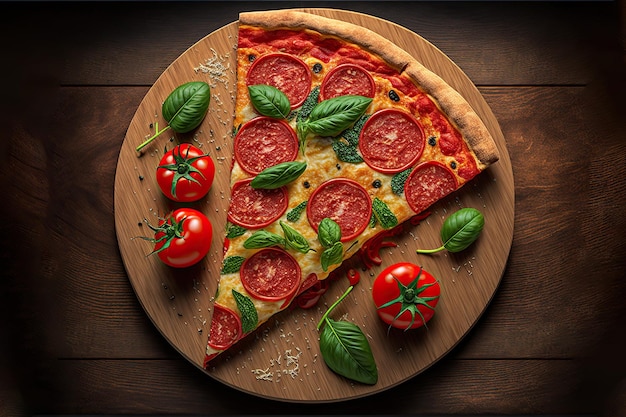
[239,9,499,169]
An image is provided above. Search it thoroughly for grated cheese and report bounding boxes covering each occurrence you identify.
[194,48,231,89]
[251,348,303,382]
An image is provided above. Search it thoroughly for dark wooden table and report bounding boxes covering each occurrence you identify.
[1,1,625,416]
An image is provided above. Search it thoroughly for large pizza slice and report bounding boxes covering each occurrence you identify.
[204,10,499,365]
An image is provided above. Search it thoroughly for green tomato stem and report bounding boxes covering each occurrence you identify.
[136,122,172,153]
[416,246,445,254]
[316,285,353,330]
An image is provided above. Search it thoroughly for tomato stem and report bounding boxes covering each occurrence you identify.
[316,285,353,330]
[136,122,172,153]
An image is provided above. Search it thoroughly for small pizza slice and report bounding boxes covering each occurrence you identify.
[204,10,499,365]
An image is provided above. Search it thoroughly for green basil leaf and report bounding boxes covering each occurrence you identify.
[306,95,372,137]
[440,207,485,252]
[225,222,247,239]
[248,84,291,119]
[321,241,343,272]
[250,161,307,189]
[232,290,258,334]
[332,139,364,163]
[221,255,246,274]
[318,218,342,248]
[368,212,377,229]
[296,86,320,123]
[339,114,370,147]
[319,318,378,385]
[280,221,310,254]
[243,231,285,250]
[162,81,211,133]
[372,198,398,229]
[391,167,413,195]
[286,201,307,222]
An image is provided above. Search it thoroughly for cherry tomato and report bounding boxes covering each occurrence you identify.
[372,262,440,330]
[156,143,215,202]
[150,208,212,268]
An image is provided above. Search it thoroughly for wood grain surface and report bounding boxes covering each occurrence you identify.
[114,9,513,402]
[2,1,625,415]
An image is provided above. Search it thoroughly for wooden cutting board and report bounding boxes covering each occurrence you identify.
[114,8,514,402]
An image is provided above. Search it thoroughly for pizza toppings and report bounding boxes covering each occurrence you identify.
[208,304,242,350]
[404,161,458,214]
[248,84,291,119]
[205,11,499,367]
[234,117,298,174]
[312,62,323,74]
[240,248,301,303]
[320,63,376,100]
[307,178,372,242]
[359,108,425,174]
[286,201,308,222]
[246,52,312,109]
[231,289,259,334]
[391,168,412,195]
[227,178,288,229]
[250,161,307,189]
[371,197,399,229]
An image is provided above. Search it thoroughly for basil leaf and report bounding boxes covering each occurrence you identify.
[318,218,342,248]
[280,221,310,254]
[368,212,377,229]
[243,231,285,250]
[232,290,258,334]
[296,86,320,123]
[339,113,370,147]
[250,161,307,189]
[332,139,364,163]
[391,168,413,195]
[286,201,307,222]
[321,241,343,272]
[305,95,372,137]
[372,198,398,229]
[225,222,247,239]
[248,84,291,119]
[221,256,246,274]
[319,318,378,385]
[162,81,211,133]
[440,207,485,252]
[416,207,485,254]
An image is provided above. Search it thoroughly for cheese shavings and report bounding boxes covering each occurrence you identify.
[250,349,303,382]
[194,48,231,89]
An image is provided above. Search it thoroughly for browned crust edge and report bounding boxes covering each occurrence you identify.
[239,10,499,169]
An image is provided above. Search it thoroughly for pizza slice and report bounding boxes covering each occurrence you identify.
[204,10,499,365]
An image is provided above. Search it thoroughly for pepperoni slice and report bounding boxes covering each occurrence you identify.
[234,117,298,175]
[247,53,312,109]
[359,109,425,174]
[240,248,301,303]
[208,304,242,350]
[227,179,288,229]
[404,161,458,214]
[320,63,376,100]
[307,178,372,242]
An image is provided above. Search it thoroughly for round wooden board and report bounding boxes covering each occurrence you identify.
[114,8,514,403]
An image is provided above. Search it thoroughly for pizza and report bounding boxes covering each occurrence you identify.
[203,10,499,365]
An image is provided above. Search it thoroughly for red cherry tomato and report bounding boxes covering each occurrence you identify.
[372,262,440,330]
[150,208,212,268]
[156,143,215,202]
